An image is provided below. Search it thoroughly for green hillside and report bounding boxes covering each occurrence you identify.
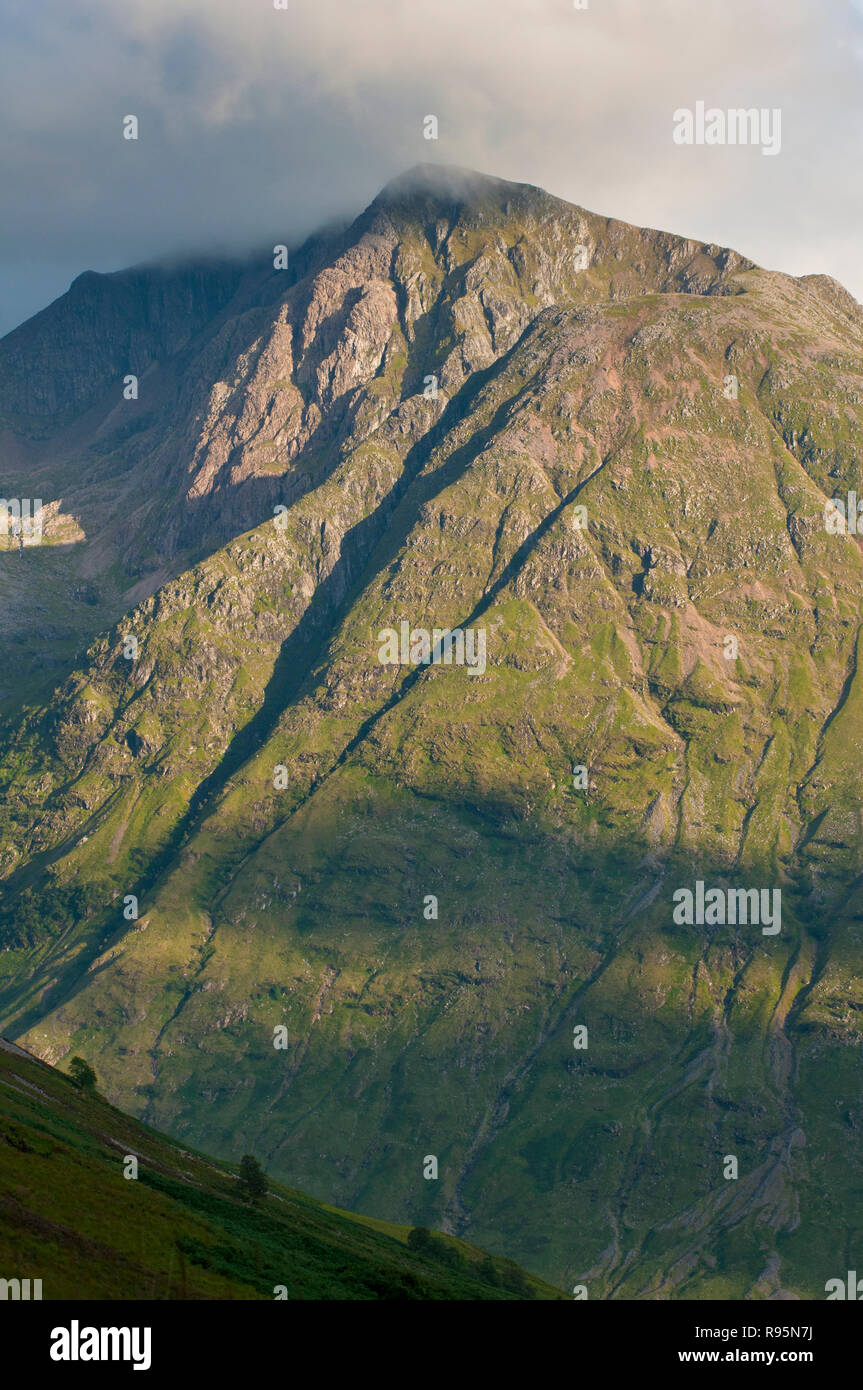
[0,1038,562,1300]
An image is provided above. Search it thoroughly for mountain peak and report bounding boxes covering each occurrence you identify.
[370,161,552,216]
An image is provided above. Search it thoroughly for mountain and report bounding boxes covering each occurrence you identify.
[1,163,862,1298]
[0,1037,560,1299]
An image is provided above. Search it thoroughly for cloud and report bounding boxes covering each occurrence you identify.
[1,0,861,335]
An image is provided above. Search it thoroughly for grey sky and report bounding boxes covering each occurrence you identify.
[1,0,861,338]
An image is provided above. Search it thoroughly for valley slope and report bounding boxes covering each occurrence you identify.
[0,1037,558,1299]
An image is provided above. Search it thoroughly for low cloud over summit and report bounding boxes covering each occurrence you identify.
[1,0,862,335]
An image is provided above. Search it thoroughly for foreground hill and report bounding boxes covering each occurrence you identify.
[1,165,862,1297]
[0,1038,561,1300]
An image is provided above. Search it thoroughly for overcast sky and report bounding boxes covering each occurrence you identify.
[1,0,861,338]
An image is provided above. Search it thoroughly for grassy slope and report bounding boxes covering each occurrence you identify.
[0,1039,563,1300]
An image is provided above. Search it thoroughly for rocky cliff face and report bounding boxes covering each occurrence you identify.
[1,165,862,1297]
[0,261,249,423]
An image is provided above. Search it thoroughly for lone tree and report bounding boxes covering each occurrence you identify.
[407,1226,462,1269]
[68,1057,98,1095]
[407,1226,435,1255]
[237,1154,268,1202]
